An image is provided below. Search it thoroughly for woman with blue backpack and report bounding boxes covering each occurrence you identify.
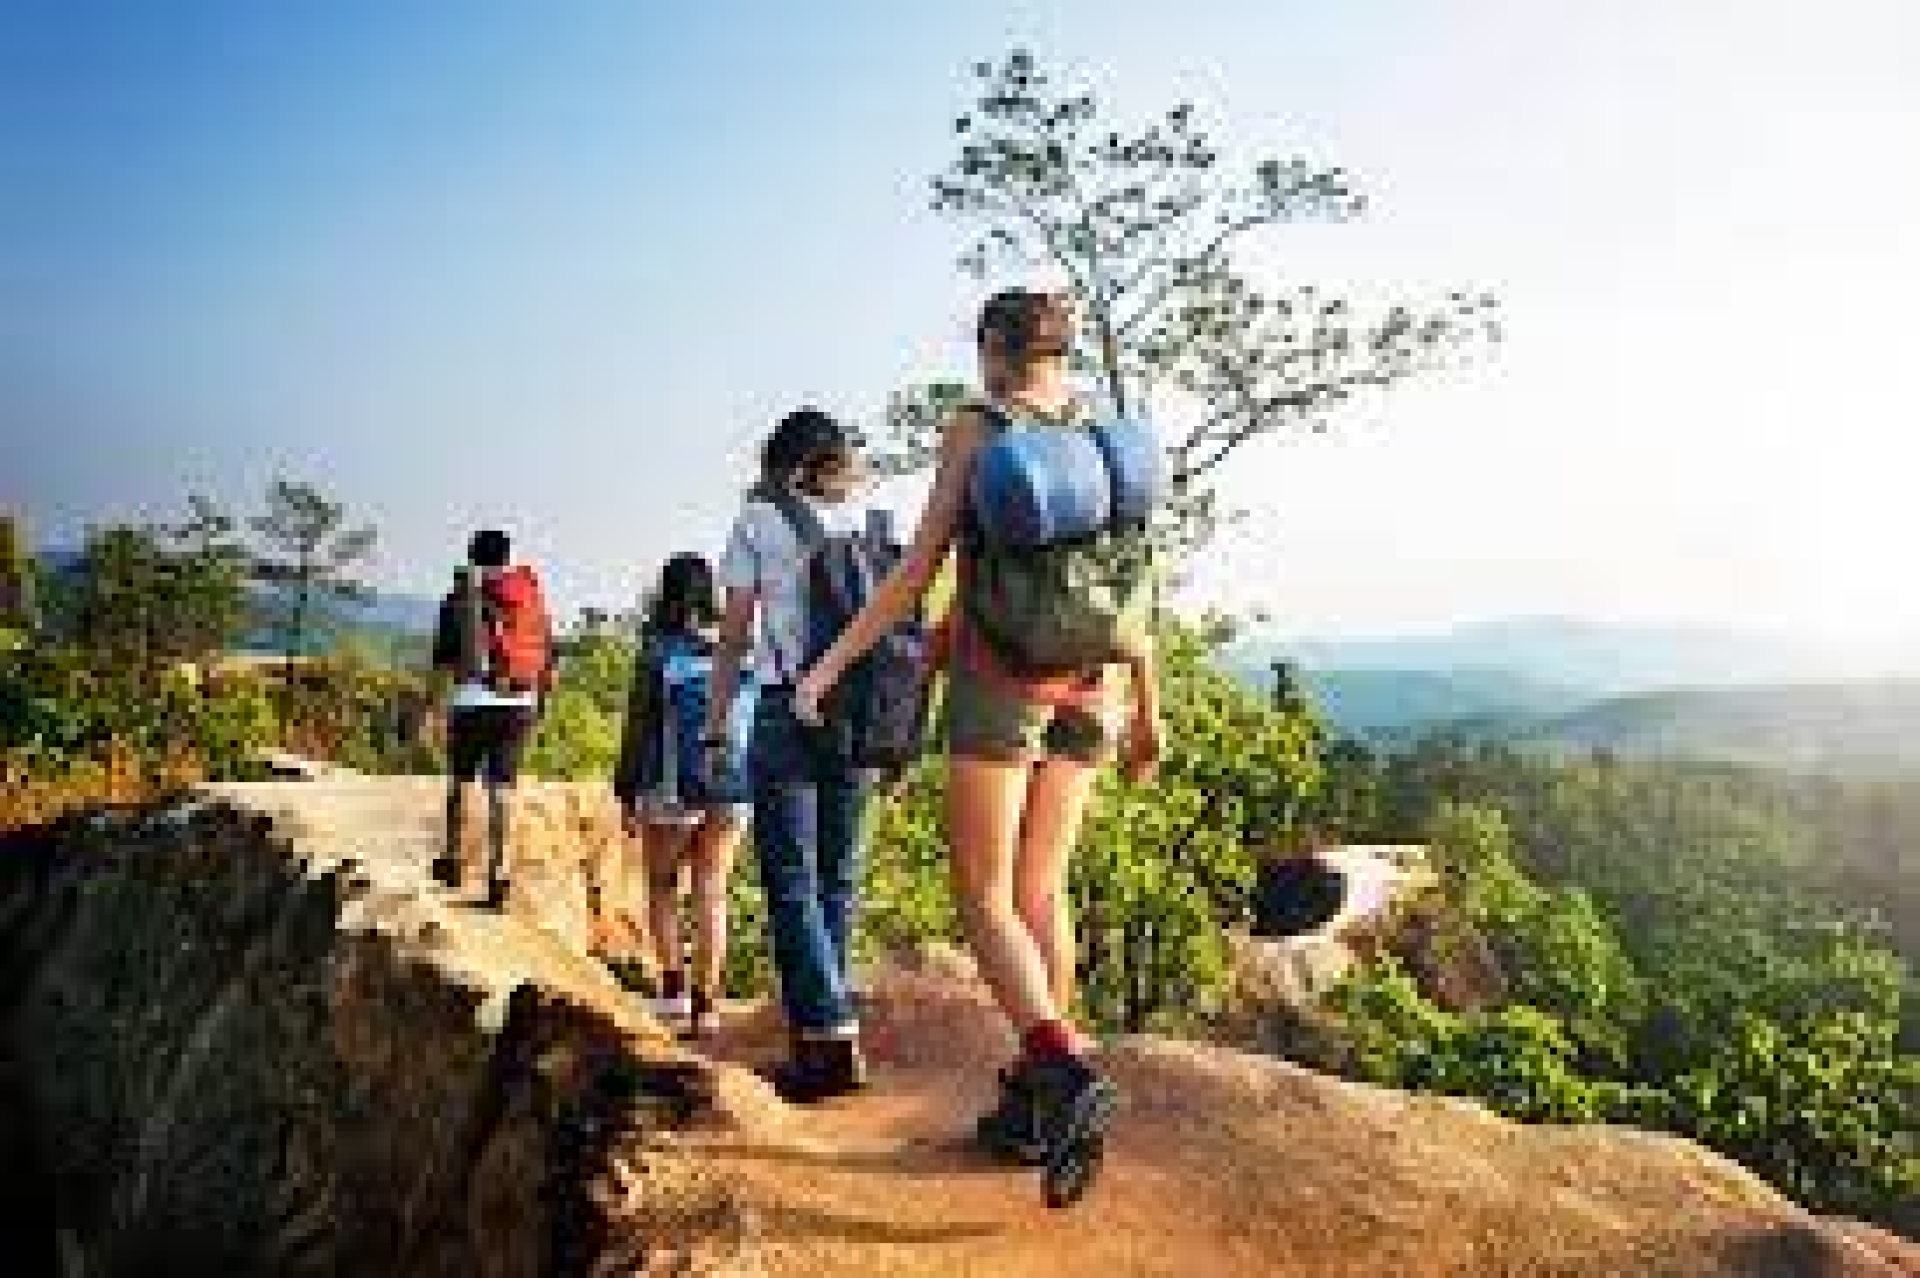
[794,289,1165,1209]
[613,552,754,1041]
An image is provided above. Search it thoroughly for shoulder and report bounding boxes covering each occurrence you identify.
[939,402,993,458]
[726,499,778,540]
[739,499,799,541]
[721,501,795,575]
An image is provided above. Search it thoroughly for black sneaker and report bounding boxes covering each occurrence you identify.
[430,856,462,890]
[766,1036,868,1105]
[1025,1055,1120,1209]
[975,1066,1047,1167]
[483,877,512,912]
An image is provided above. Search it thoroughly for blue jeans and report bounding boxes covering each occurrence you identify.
[750,687,868,1033]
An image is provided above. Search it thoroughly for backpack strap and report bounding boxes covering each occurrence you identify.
[765,491,830,684]
[769,489,830,551]
[974,400,1013,438]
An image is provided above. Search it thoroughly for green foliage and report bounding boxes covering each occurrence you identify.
[2,629,432,829]
[554,627,641,718]
[1321,741,1920,1224]
[522,627,639,781]
[1423,802,1644,1068]
[49,504,251,673]
[525,686,623,782]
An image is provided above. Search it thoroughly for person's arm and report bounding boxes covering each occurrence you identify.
[705,586,754,755]
[1121,634,1164,784]
[430,594,460,677]
[541,611,559,699]
[794,409,986,724]
[612,637,657,810]
[705,504,762,758]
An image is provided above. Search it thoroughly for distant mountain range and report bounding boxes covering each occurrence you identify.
[1231,617,1920,769]
[1509,680,1920,770]
[1275,667,1589,743]
[1257,616,1839,696]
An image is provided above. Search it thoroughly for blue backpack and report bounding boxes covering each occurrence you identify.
[652,632,754,807]
[963,403,1166,674]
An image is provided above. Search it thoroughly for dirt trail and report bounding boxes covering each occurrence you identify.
[669,969,1920,1278]
[686,989,1288,1278]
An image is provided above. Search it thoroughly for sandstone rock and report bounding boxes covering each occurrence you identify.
[0,781,698,1277]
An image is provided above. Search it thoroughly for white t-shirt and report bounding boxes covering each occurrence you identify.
[718,493,883,683]
[448,682,536,711]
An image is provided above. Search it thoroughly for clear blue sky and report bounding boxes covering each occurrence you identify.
[6,1,1918,663]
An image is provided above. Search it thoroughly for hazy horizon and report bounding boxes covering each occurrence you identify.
[7,1,1918,657]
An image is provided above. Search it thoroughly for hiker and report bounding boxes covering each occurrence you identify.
[612,552,753,1041]
[706,408,931,1103]
[793,289,1165,1208]
[430,528,555,910]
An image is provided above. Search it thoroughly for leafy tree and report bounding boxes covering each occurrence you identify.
[58,501,251,675]
[883,49,1500,548]
[248,481,377,665]
[0,513,34,632]
[64,526,169,673]
[153,495,251,664]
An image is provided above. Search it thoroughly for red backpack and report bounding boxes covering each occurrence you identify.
[449,565,551,693]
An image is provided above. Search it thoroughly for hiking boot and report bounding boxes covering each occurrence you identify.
[974,1065,1047,1167]
[483,876,512,912]
[430,856,462,891]
[1024,1054,1121,1209]
[766,1035,867,1105]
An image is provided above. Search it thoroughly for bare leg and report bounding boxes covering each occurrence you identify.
[645,824,690,993]
[686,812,744,1002]
[948,754,1059,1034]
[1014,756,1100,1017]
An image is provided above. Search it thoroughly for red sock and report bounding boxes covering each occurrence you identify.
[1021,1019,1079,1063]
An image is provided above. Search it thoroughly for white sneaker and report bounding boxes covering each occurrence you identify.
[646,994,692,1021]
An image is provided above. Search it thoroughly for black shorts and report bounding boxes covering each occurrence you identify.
[447,705,534,785]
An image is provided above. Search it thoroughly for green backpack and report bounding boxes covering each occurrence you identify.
[962,402,1164,675]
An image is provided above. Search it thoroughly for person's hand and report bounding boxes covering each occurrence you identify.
[1121,708,1164,785]
[793,669,830,727]
[701,736,731,781]
[872,764,907,802]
